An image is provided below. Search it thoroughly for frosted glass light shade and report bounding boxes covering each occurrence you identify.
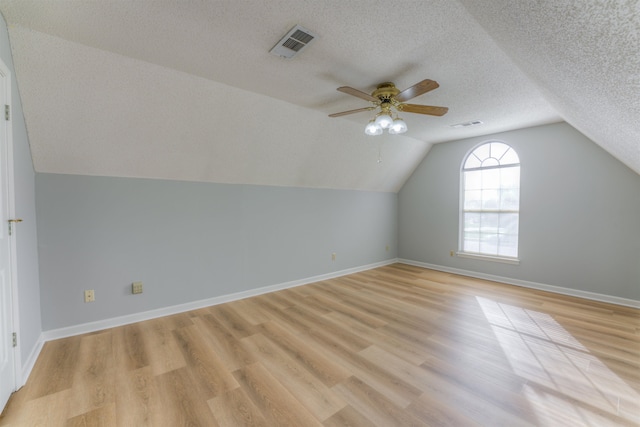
[365,120,382,135]
[389,118,407,134]
[374,113,393,129]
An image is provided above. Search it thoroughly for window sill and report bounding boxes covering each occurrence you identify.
[456,252,520,265]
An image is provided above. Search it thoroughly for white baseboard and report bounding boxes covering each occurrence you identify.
[42,259,398,342]
[19,333,44,387]
[399,259,640,309]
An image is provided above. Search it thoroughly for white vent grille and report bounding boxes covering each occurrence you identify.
[450,120,483,128]
[270,25,317,59]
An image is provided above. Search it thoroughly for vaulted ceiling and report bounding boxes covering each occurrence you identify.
[0,1,637,192]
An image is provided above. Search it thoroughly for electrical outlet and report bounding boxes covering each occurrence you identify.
[84,289,95,303]
[450,250,455,257]
[331,252,336,261]
[132,281,143,294]
[386,245,389,252]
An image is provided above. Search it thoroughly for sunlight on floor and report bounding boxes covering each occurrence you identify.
[476,296,639,426]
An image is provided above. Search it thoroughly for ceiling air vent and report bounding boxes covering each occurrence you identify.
[450,120,483,128]
[270,25,317,59]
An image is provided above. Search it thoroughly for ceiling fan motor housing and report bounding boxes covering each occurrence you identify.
[372,82,400,102]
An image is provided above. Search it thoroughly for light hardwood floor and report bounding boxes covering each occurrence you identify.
[1,264,639,426]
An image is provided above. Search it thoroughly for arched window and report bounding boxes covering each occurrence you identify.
[460,141,520,261]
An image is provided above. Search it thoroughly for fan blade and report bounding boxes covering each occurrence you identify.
[337,86,378,102]
[401,104,448,116]
[395,79,439,102]
[329,106,375,117]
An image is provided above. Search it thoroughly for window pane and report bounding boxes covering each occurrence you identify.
[480,212,499,227]
[480,212,499,234]
[501,166,520,188]
[500,148,520,165]
[482,189,499,209]
[482,168,500,189]
[500,188,519,210]
[464,154,482,169]
[498,233,518,257]
[479,235,498,255]
[464,170,482,190]
[464,212,481,235]
[464,190,481,210]
[481,157,499,168]
[464,239,480,253]
[474,143,490,161]
[490,142,509,161]
[499,213,519,234]
[463,212,480,253]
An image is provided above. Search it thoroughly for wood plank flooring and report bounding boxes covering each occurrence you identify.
[1,264,639,426]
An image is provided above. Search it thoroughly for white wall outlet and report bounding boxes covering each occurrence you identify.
[331,252,336,261]
[132,281,143,294]
[84,289,95,303]
[386,245,390,252]
[450,250,455,257]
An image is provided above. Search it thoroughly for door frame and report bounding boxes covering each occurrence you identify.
[0,57,21,394]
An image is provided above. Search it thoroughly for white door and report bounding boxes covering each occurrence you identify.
[0,59,16,412]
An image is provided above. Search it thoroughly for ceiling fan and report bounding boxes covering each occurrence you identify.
[329,79,448,135]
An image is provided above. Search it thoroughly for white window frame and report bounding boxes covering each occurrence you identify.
[459,141,520,264]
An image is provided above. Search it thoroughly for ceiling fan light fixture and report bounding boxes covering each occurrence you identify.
[389,117,407,134]
[329,79,448,137]
[374,113,393,129]
[365,120,383,135]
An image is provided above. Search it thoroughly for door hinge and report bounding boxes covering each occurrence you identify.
[8,218,22,236]
[12,332,17,347]
[4,104,9,121]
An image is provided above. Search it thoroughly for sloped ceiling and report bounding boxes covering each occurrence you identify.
[459,1,640,177]
[0,1,636,192]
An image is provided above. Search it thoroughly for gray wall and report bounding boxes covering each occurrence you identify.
[399,122,640,301]
[0,16,42,367]
[36,174,397,330]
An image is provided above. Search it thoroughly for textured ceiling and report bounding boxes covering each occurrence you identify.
[459,0,640,177]
[0,1,636,192]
